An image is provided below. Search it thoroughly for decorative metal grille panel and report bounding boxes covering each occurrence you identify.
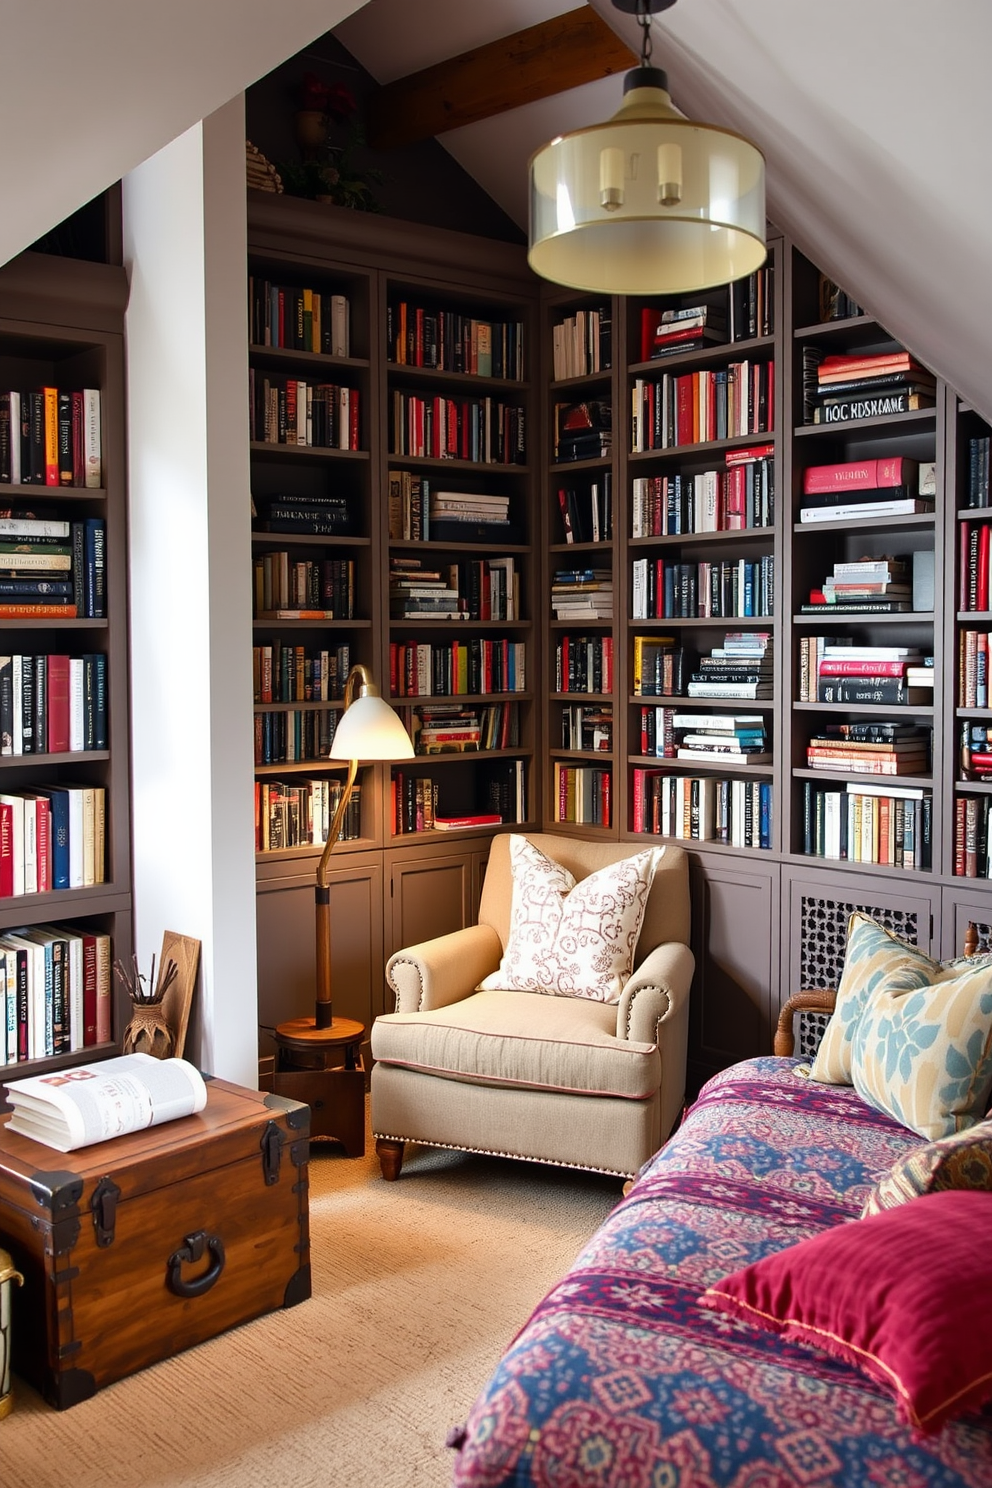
[970,921,992,956]
[797,1009,833,1061]
[799,897,919,990]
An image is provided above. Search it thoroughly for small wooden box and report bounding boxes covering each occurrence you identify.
[0,1076,310,1409]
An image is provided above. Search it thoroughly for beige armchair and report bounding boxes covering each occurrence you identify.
[371,833,694,1180]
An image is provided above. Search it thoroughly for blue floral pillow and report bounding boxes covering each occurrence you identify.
[851,961,992,1140]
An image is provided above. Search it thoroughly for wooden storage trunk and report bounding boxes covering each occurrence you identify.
[0,1076,310,1409]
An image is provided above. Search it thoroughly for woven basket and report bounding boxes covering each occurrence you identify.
[246,140,283,194]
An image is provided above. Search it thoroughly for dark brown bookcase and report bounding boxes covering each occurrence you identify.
[0,251,132,1081]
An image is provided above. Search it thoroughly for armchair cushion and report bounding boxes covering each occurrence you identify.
[478,835,662,1003]
[370,990,661,1100]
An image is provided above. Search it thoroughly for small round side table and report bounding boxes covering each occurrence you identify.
[271,1016,366,1156]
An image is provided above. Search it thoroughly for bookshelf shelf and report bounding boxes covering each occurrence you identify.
[249,344,370,373]
[249,442,369,462]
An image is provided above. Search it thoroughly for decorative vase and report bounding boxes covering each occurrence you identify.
[294,109,327,156]
[123,1002,174,1060]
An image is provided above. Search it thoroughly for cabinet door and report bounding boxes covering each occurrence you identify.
[387,848,474,959]
[782,868,939,1011]
[688,856,780,1094]
[256,854,384,1059]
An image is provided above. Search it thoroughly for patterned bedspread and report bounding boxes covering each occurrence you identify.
[451,1057,992,1487]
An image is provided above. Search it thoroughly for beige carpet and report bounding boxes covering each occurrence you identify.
[1,1117,620,1488]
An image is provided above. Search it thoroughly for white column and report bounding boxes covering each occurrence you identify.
[122,96,257,1086]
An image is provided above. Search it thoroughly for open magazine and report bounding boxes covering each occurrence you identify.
[4,1053,207,1152]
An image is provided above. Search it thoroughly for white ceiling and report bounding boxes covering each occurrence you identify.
[3,1,992,417]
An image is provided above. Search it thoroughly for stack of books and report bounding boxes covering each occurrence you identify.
[808,351,936,425]
[427,488,517,544]
[805,723,931,776]
[642,303,727,360]
[256,492,351,535]
[412,704,481,754]
[553,400,612,462]
[798,457,933,523]
[807,644,933,706]
[389,557,464,619]
[0,512,105,619]
[550,568,613,620]
[961,723,992,782]
[687,633,773,700]
[673,712,771,766]
[804,555,912,616]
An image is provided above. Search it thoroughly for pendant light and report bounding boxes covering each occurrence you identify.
[528,0,766,295]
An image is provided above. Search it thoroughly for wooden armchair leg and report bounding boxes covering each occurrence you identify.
[376,1137,405,1181]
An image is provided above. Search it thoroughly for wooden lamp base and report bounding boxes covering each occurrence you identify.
[272,1015,366,1157]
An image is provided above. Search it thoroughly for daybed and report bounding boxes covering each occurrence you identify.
[450,955,992,1486]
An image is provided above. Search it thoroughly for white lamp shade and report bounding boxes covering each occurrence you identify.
[330,692,414,761]
[529,83,766,296]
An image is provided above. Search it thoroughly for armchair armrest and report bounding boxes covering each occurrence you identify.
[385,923,503,1013]
[773,990,837,1058]
[616,942,695,1045]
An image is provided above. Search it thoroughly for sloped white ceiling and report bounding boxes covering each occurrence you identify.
[0,0,366,270]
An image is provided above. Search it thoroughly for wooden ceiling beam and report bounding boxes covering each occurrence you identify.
[366,7,636,152]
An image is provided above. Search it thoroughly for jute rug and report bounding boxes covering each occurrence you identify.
[0,1118,620,1488]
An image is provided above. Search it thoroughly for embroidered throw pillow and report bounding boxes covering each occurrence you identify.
[479,836,662,1003]
[861,1119,992,1217]
[702,1190,992,1434]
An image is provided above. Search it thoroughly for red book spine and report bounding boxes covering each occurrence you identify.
[47,654,70,752]
[95,936,111,1044]
[82,933,97,1045]
[350,388,360,451]
[819,352,914,375]
[603,636,613,694]
[633,769,646,833]
[676,377,693,445]
[71,391,85,485]
[0,802,12,897]
[818,659,907,678]
[981,522,991,611]
[34,798,50,891]
[640,307,654,362]
[601,769,611,828]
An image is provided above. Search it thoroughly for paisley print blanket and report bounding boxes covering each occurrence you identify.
[451,1057,992,1487]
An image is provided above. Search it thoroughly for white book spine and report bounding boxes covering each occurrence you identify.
[11,656,21,755]
[69,657,85,751]
[83,389,101,488]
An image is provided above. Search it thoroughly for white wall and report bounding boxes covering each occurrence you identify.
[123,98,258,1085]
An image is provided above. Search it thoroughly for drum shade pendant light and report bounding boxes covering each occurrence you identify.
[528,0,766,295]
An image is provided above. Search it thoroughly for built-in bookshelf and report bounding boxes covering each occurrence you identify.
[0,252,131,1078]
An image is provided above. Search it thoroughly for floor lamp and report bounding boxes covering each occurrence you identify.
[271,664,413,1154]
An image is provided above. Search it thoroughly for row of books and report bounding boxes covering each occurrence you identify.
[801,781,932,870]
[249,375,361,450]
[388,638,526,698]
[958,629,990,708]
[551,568,612,621]
[253,492,352,537]
[797,641,933,705]
[805,724,931,777]
[631,636,688,698]
[407,702,519,754]
[688,633,772,700]
[805,555,917,617]
[254,778,360,853]
[557,475,613,544]
[386,302,524,380]
[798,455,935,524]
[631,360,773,451]
[389,556,520,621]
[0,652,107,756]
[388,474,517,544]
[552,307,611,380]
[0,389,102,488]
[391,760,526,834]
[803,349,936,427]
[254,708,338,767]
[639,303,727,361]
[632,556,774,620]
[959,521,992,611]
[555,634,615,695]
[248,278,350,356]
[561,704,612,752]
[0,923,112,1064]
[960,723,992,782]
[967,436,990,508]
[390,392,526,465]
[0,513,105,618]
[251,554,355,620]
[631,450,774,536]
[637,708,770,766]
[954,794,992,878]
[818,275,863,323]
[552,400,612,463]
[0,784,106,896]
[553,763,611,827]
[632,770,773,848]
[253,642,351,705]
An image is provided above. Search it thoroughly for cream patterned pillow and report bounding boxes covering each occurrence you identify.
[810,913,979,1085]
[850,962,992,1140]
[479,836,662,1003]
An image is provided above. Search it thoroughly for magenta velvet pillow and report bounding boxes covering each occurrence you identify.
[701,1190,992,1433]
